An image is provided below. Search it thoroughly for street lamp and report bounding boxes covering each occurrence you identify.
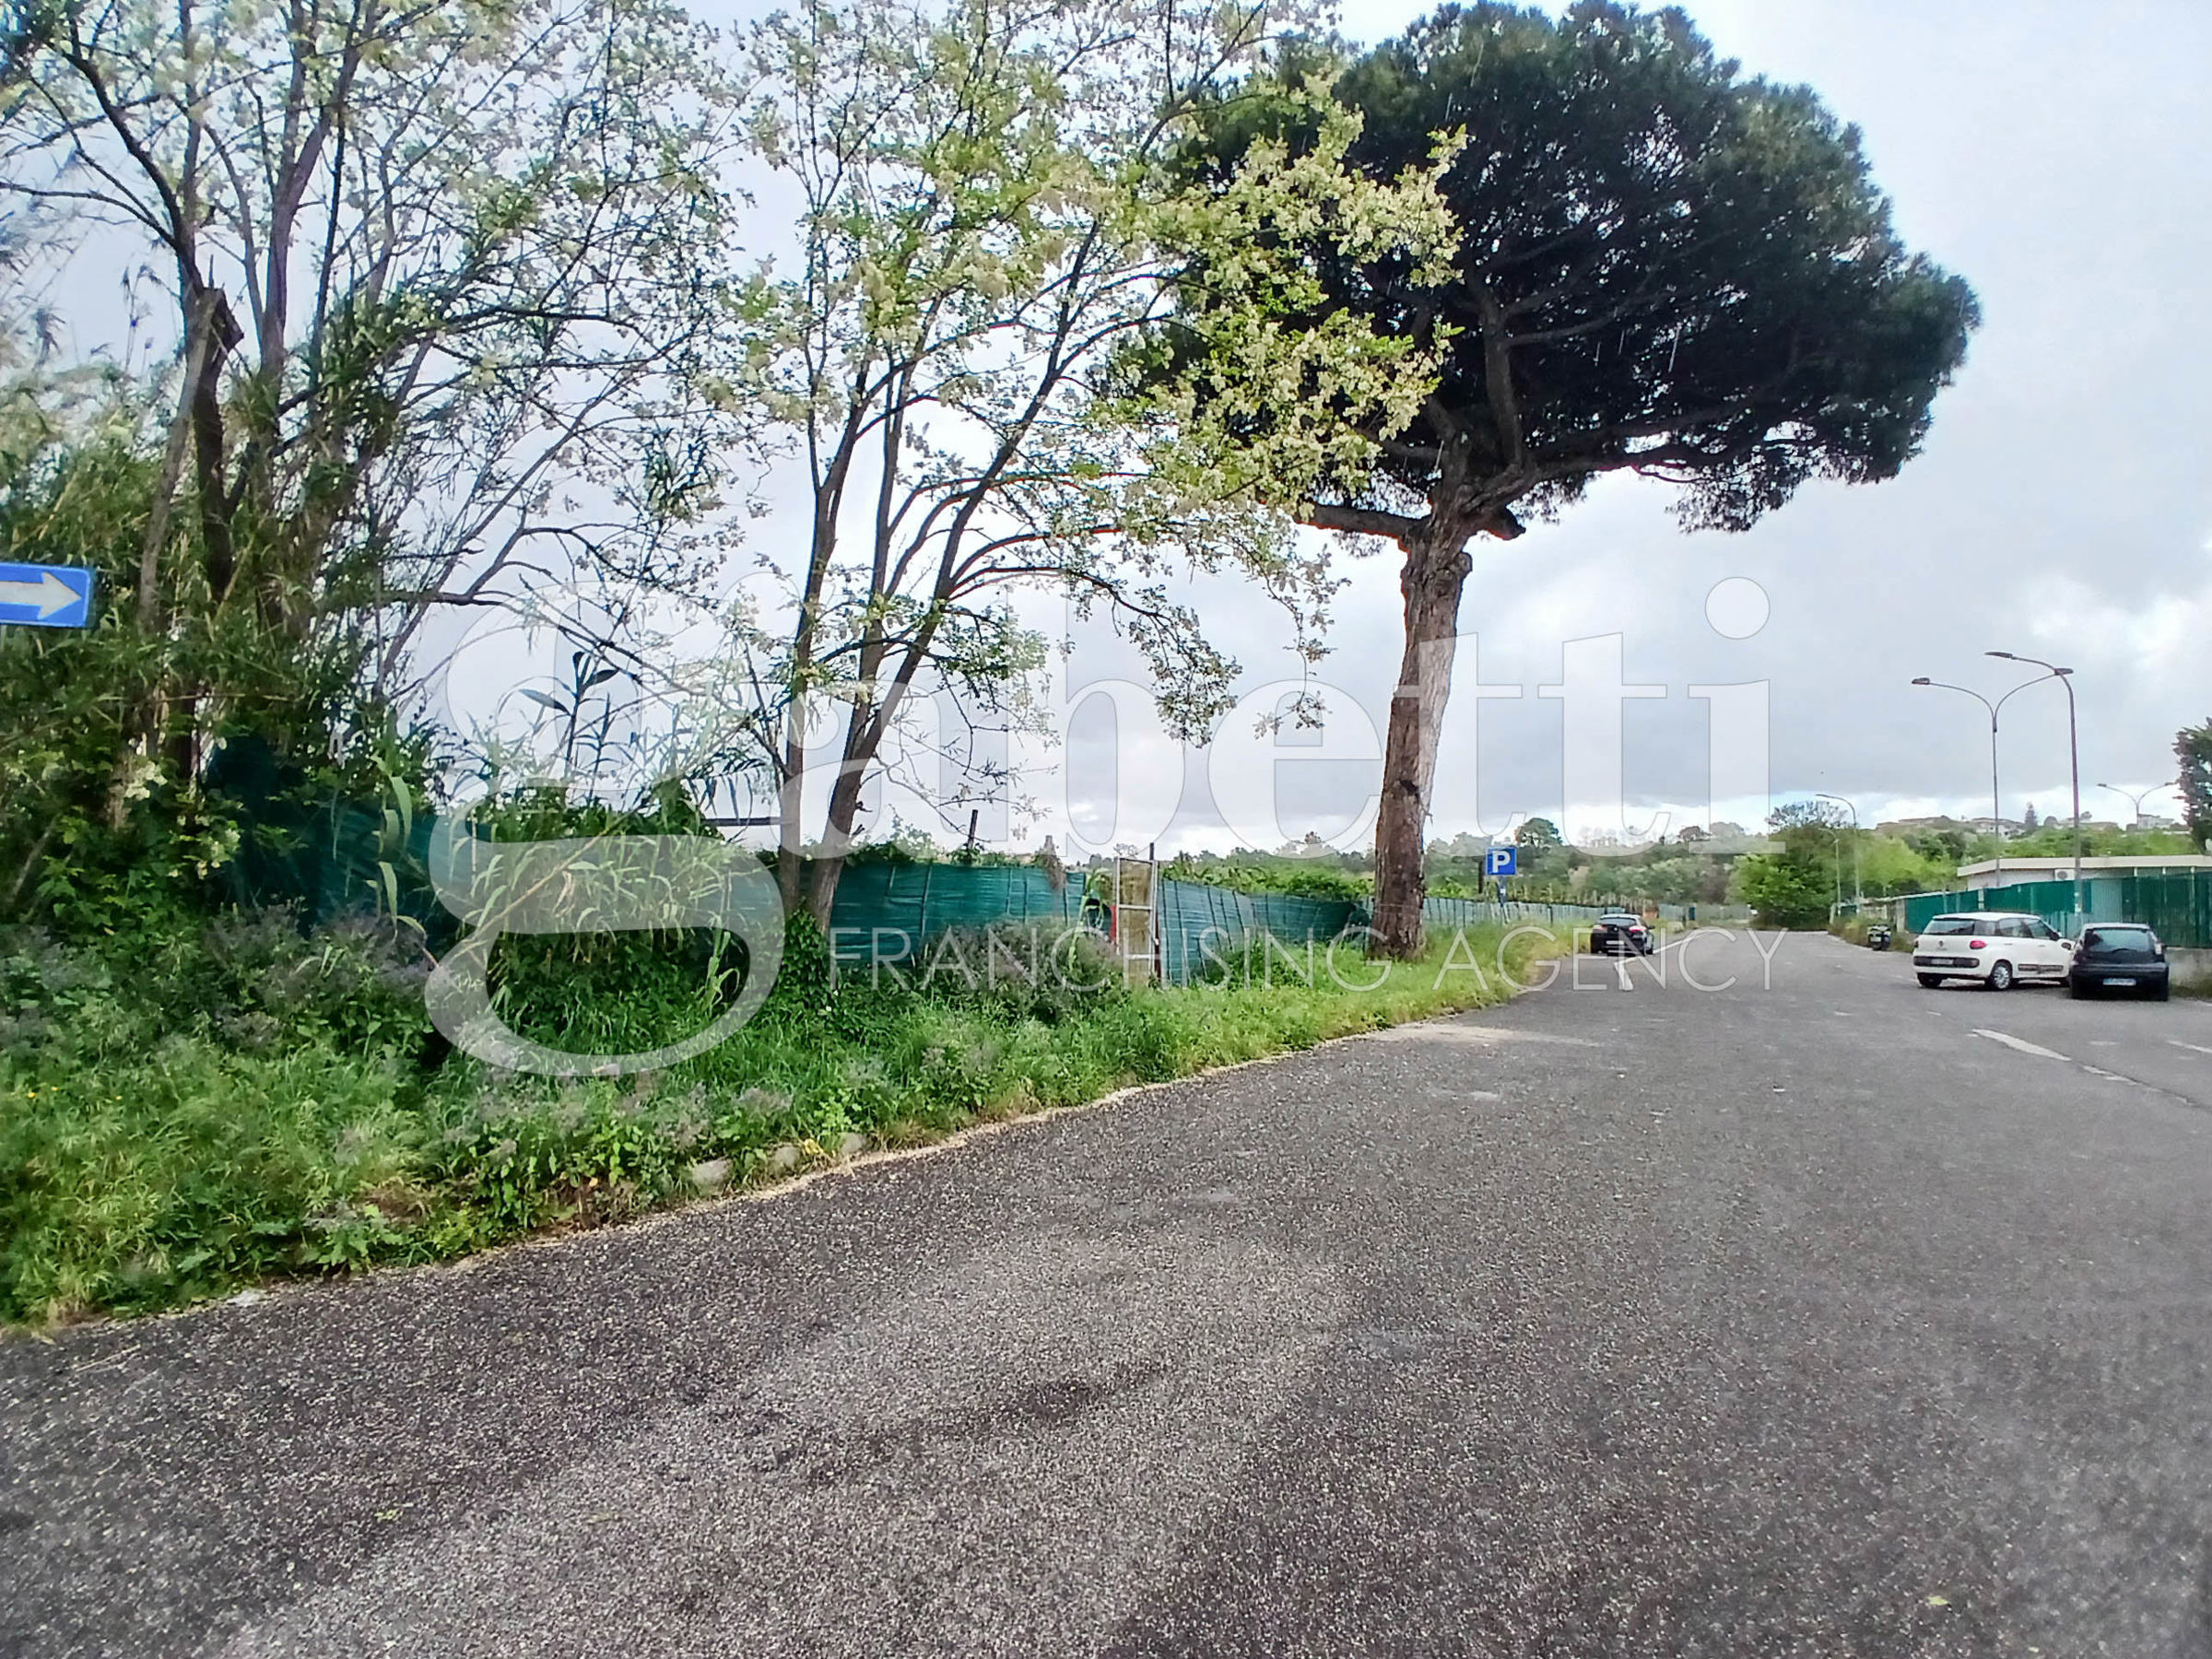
[2097,780,2176,827]
[1988,651,2082,928]
[1816,792,1861,911]
[1910,668,2065,882]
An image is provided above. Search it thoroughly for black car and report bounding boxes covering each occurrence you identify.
[1591,912,1655,956]
[2067,923,2171,1000]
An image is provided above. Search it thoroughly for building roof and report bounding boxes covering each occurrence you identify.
[1956,854,2212,878]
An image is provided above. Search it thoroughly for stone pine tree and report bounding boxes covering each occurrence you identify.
[1167,2,1980,954]
[1514,817,1562,851]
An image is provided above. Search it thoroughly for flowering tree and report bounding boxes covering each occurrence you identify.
[734,0,1464,922]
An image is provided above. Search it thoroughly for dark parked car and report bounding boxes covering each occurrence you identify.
[2067,924,2171,1000]
[1591,912,1655,956]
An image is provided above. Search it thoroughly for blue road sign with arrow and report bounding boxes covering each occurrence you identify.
[0,562,93,629]
[1484,844,1518,877]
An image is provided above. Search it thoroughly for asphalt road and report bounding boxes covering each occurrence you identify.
[6,929,2212,1657]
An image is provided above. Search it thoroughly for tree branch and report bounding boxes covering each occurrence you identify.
[1296,501,1422,544]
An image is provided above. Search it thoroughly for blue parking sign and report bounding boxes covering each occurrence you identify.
[1484,844,1518,877]
[0,562,93,629]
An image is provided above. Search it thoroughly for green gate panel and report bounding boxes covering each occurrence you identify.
[826,863,1083,965]
[1902,874,2209,947]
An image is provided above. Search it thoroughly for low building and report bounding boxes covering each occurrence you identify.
[1955,854,2212,893]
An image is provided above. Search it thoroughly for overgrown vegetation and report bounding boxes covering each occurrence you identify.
[1165,851,1372,902]
[0,900,1554,1324]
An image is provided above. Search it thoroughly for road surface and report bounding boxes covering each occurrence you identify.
[6,929,2212,1656]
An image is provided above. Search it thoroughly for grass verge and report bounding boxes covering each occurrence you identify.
[2,919,1558,1326]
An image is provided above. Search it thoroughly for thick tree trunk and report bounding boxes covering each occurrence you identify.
[1370,531,1475,959]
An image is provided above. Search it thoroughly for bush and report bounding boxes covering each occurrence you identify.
[1734,853,1833,929]
[0,912,452,1317]
[1,910,432,1065]
[488,927,751,1055]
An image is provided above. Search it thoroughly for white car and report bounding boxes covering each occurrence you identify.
[1913,911,2075,991]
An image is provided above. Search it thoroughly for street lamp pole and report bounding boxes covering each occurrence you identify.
[2097,780,2176,828]
[1912,670,2066,889]
[1990,652,2082,929]
[1816,793,1861,909]
[1912,677,2000,880]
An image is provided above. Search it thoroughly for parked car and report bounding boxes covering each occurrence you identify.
[2067,923,2171,1001]
[1866,924,1892,950]
[1591,912,1655,956]
[1912,911,2074,990]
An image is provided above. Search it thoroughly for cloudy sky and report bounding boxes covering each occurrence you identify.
[918,0,2212,854]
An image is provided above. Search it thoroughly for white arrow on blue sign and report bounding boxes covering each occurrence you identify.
[0,562,94,629]
[1484,844,1518,877]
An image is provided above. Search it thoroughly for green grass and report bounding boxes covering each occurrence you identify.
[0,916,1557,1326]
